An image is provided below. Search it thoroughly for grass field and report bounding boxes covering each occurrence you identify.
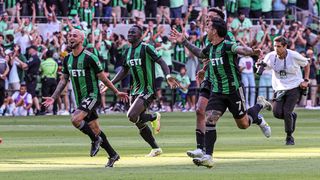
[0,110,320,180]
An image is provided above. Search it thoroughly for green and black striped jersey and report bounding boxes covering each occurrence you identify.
[62,49,103,106]
[174,44,186,64]
[132,0,144,11]
[5,0,16,9]
[78,7,95,27]
[111,0,120,7]
[123,42,161,95]
[201,40,241,94]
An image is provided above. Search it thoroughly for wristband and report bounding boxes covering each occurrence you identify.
[166,74,172,80]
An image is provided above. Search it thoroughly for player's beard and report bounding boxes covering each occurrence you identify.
[69,41,80,49]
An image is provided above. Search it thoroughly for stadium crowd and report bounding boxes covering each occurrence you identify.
[1,0,320,117]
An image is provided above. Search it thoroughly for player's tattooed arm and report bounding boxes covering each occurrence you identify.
[181,39,206,59]
[97,72,120,94]
[111,66,130,84]
[51,74,69,100]
[155,58,170,76]
[235,46,261,57]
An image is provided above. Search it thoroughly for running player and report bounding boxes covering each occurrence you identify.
[171,18,272,168]
[187,7,237,159]
[43,29,128,168]
[111,25,180,157]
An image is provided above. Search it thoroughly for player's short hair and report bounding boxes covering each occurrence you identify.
[131,25,143,34]
[211,17,227,38]
[274,36,288,46]
[208,7,225,20]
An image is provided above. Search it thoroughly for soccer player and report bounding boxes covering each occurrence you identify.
[187,7,236,159]
[111,25,180,157]
[171,18,272,168]
[259,36,310,145]
[43,29,128,168]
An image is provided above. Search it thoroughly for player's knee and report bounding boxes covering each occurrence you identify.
[205,110,221,125]
[71,116,82,127]
[236,122,249,129]
[273,110,283,119]
[196,106,205,116]
[127,112,138,123]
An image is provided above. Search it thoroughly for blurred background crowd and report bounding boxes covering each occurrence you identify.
[0,0,320,117]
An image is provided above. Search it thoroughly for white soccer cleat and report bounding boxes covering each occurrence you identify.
[146,148,163,157]
[186,148,205,158]
[258,114,271,138]
[193,155,214,168]
[257,96,273,111]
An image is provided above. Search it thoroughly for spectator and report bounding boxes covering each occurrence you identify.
[120,0,129,23]
[157,0,170,24]
[153,55,165,112]
[250,0,262,23]
[296,0,310,26]
[231,12,252,45]
[145,0,157,21]
[4,0,18,16]
[0,12,9,33]
[237,0,251,17]
[304,49,319,108]
[176,66,190,112]
[79,0,95,28]
[261,0,272,23]
[16,3,36,34]
[170,0,184,18]
[11,83,33,116]
[239,55,256,108]
[131,0,145,22]
[112,0,121,23]
[100,0,112,20]
[225,0,237,18]
[6,50,22,94]
[157,36,173,72]
[272,0,287,24]
[0,51,9,110]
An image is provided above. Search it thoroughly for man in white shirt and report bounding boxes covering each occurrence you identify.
[260,36,310,145]
[11,83,33,116]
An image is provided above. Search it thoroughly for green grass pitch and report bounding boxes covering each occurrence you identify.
[0,110,320,180]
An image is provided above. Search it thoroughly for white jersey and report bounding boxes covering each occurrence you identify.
[262,49,309,91]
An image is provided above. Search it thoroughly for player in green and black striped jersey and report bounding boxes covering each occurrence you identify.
[43,29,128,168]
[171,18,272,168]
[112,25,180,157]
[79,0,95,28]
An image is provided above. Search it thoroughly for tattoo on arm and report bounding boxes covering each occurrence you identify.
[51,74,69,100]
[182,39,206,59]
[98,72,119,94]
[236,46,254,56]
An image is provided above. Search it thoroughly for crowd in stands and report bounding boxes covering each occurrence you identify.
[1,0,320,116]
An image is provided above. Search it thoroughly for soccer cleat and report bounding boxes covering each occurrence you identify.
[257,96,273,111]
[286,136,295,145]
[146,148,163,157]
[151,112,161,134]
[186,148,205,158]
[258,114,271,138]
[193,155,214,168]
[105,154,120,168]
[90,136,103,157]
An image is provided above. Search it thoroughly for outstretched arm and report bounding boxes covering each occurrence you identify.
[111,66,130,84]
[235,46,261,57]
[51,74,69,100]
[97,71,120,94]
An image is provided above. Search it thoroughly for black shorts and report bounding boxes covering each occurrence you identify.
[199,79,211,99]
[78,97,100,122]
[155,77,164,90]
[131,93,156,108]
[187,81,197,96]
[206,87,247,119]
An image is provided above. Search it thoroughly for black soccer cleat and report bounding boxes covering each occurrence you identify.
[285,136,295,145]
[90,136,103,157]
[105,154,120,168]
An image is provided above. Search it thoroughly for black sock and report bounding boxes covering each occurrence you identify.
[196,129,205,151]
[78,121,97,141]
[286,132,292,137]
[247,104,263,125]
[139,113,157,124]
[136,122,159,149]
[205,124,217,156]
[99,131,117,157]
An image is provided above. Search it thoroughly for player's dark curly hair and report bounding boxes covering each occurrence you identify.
[210,17,227,38]
[208,7,225,20]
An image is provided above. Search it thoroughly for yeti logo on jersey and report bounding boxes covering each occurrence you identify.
[70,69,85,77]
[210,57,223,66]
[129,58,142,66]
